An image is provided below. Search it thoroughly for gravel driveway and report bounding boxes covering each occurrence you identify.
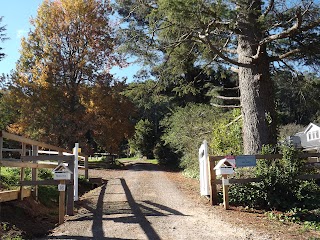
[45,161,272,240]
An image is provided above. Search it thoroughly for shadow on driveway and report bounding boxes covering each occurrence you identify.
[47,178,185,240]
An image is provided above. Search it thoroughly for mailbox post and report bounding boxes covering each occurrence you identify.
[214,157,235,210]
[53,163,73,224]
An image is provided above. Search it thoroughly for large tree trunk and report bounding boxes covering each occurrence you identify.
[237,0,277,154]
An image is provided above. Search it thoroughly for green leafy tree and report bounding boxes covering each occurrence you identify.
[124,80,170,156]
[275,71,320,125]
[129,119,155,158]
[116,0,320,154]
[0,90,14,130]
[210,109,243,156]
[124,68,239,160]
[124,80,170,124]
[161,103,221,177]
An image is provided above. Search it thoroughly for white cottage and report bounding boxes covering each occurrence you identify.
[290,123,320,161]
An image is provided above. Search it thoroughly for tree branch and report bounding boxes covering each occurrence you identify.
[224,86,239,90]
[211,103,241,108]
[259,8,303,46]
[269,48,302,61]
[198,35,249,67]
[215,95,240,100]
[226,115,242,127]
[262,0,274,18]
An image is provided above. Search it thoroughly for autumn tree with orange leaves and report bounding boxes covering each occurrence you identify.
[7,0,135,153]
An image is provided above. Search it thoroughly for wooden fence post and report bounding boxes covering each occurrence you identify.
[20,143,26,200]
[85,156,88,180]
[59,180,66,224]
[222,175,229,210]
[58,151,63,164]
[208,158,218,205]
[32,145,38,201]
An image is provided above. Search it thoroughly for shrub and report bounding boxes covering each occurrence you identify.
[161,103,221,177]
[129,119,156,159]
[210,108,243,156]
[229,144,320,211]
[0,167,32,189]
[153,141,181,168]
[38,185,59,207]
[38,168,53,180]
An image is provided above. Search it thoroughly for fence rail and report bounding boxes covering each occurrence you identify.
[0,130,89,215]
[198,141,320,206]
[0,189,31,202]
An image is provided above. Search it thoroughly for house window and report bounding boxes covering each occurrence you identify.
[308,132,312,140]
[308,130,320,141]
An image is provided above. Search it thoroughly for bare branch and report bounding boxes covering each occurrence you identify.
[211,103,241,108]
[164,31,194,49]
[262,0,274,18]
[224,86,239,90]
[223,48,237,54]
[215,95,240,100]
[226,115,242,127]
[270,48,302,61]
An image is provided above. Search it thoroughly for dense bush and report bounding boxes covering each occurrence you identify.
[210,109,243,156]
[129,119,156,158]
[161,103,221,177]
[0,167,32,188]
[153,141,181,168]
[229,145,320,211]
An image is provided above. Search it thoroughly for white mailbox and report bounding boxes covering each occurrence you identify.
[53,163,73,180]
[214,157,236,175]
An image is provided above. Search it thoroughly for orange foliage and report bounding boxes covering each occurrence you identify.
[8,0,134,154]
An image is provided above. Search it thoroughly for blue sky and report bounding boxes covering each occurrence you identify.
[0,0,139,82]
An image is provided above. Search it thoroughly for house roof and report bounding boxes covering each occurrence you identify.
[304,123,320,134]
[293,123,320,150]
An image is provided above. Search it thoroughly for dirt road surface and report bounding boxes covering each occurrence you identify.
[44,161,311,240]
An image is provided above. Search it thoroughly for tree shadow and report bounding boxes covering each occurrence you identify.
[88,159,181,173]
[48,178,186,239]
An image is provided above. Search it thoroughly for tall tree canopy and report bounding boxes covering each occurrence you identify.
[116,0,320,154]
[275,71,320,125]
[0,16,7,62]
[7,0,134,153]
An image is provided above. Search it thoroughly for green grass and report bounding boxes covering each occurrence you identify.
[117,157,159,164]
[88,157,105,162]
[89,156,159,165]
[117,157,140,161]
